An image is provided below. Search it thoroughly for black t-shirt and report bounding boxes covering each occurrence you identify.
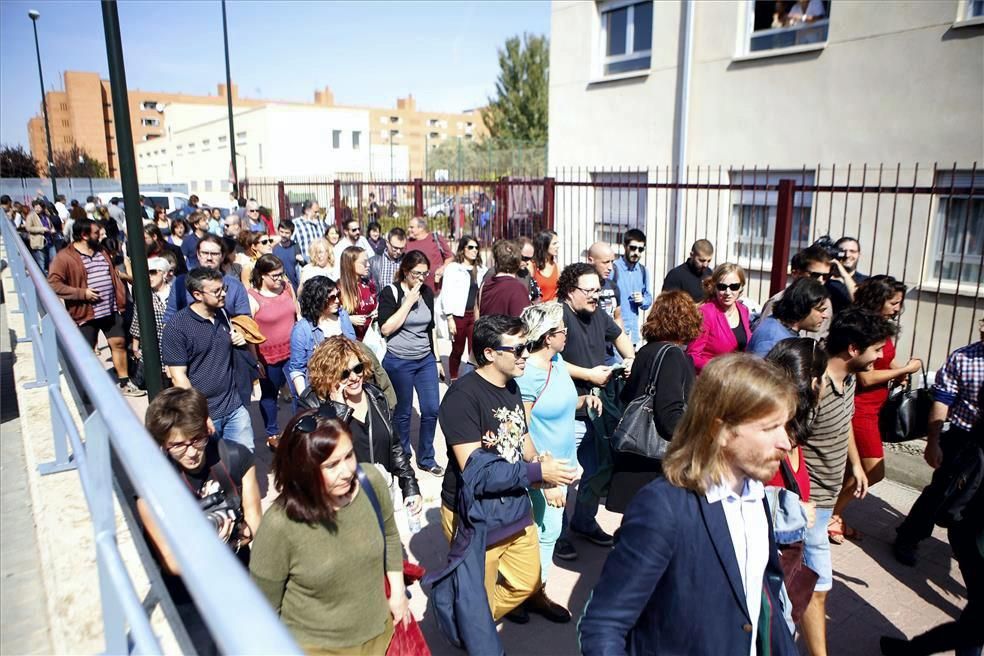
[439,372,528,509]
[662,261,710,303]
[465,276,479,312]
[598,278,621,319]
[562,302,623,397]
[732,322,748,352]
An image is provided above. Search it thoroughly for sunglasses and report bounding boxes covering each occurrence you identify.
[628,245,645,253]
[465,244,478,251]
[247,209,259,214]
[807,271,831,281]
[295,404,339,433]
[716,283,742,292]
[258,238,273,245]
[493,343,531,358]
[340,362,365,380]
[521,255,534,262]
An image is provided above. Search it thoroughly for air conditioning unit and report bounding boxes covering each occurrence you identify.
[155,102,166,113]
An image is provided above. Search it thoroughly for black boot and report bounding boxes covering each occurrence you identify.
[525,584,572,623]
[504,605,530,624]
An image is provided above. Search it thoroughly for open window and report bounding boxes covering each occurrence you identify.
[747,0,830,54]
[599,0,653,75]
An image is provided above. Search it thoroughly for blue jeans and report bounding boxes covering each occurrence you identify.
[560,418,602,539]
[382,352,439,468]
[212,405,255,453]
[31,247,50,273]
[258,358,289,438]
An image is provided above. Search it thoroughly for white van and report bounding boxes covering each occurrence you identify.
[95,191,190,213]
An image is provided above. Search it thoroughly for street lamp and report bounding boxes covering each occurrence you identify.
[28,9,57,200]
[222,0,239,195]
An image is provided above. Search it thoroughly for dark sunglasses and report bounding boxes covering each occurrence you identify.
[493,343,530,358]
[340,362,366,380]
[716,283,742,292]
[258,238,273,245]
[628,245,645,253]
[521,255,534,262]
[295,404,339,433]
[807,271,831,281]
[465,244,479,251]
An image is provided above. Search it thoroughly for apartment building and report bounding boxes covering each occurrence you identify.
[548,0,983,363]
[28,71,486,180]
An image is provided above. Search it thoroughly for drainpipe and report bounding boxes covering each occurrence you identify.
[669,0,694,265]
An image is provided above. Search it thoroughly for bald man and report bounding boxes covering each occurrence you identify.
[587,242,625,364]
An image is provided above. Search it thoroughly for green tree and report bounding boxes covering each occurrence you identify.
[0,144,40,178]
[481,33,549,144]
[54,143,108,178]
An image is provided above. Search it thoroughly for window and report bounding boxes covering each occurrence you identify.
[931,170,983,287]
[176,144,183,150]
[968,0,984,18]
[188,142,196,152]
[592,171,648,245]
[236,131,247,145]
[390,129,400,140]
[141,118,160,127]
[220,180,231,192]
[190,180,198,192]
[429,132,440,139]
[599,0,652,75]
[352,131,361,149]
[258,143,263,168]
[204,180,213,192]
[146,133,161,140]
[218,135,228,148]
[389,116,399,123]
[332,130,342,149]
[729,170,814,268]
[428,118,439,127]
[202,138,211,152]
[747,0,831,53]
[141,100,158,110]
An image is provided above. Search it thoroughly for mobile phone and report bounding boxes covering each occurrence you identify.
[610,364,627,377]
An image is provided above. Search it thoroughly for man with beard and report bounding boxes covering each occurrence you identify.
[554,263,636,560]
[662,239,713,304]
[580,354,798,655]
[799,308,896,656]
[48,217,145,396]
[613,229,652,346]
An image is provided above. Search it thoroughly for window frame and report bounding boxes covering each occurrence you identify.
[332,130,342,150]
[590,170,649,247]
[924,171,983,294]
[598,0,653,77]
[352,131,361,150]
[740,0,831,58]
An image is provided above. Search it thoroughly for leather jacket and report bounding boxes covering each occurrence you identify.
[298,383,420,499]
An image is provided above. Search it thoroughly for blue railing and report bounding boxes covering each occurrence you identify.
[1,211,300,655]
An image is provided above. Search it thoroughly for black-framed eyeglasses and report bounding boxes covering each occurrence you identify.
[628,245,645,253]
[716,283,742,292]
[166,433,209,456]
[576,286,601,296]
[409,270,429,279]
[201,284,229,297]
[493,343,531,358]
[264,271,284,280]
[296,404,339,433]
[807,271,830,281]
[199,249,223,258]
[340,362,365,380]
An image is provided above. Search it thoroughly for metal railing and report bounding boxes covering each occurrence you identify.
[0,210,300,655]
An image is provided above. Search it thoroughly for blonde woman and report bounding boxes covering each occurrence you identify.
[299,237,336,292]
[686,263,751,373]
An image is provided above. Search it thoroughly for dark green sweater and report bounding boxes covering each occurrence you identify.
[250,465,402,649]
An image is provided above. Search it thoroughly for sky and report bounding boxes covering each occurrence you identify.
[0,0,550,149]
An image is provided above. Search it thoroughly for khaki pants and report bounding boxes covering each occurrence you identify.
[440,505,541,620]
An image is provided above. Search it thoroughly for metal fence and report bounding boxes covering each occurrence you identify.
[1,178,188,205]
[245,163,981,370]
[0,211,300,655]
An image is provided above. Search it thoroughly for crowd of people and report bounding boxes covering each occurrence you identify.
[3,189,980,656]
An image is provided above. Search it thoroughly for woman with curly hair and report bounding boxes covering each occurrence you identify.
[532,230,560,302]
[337,246,377,341]
[288,276,356,403]
[828,275,921,543]
[299,237,336,292]
[308,336,421,524]
[686,262,751,372]
[250,412,408,653]
[608,291,703,512]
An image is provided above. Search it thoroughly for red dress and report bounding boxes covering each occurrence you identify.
[766,445,811,501]
[852,337,896,460]
[352,278,378,341]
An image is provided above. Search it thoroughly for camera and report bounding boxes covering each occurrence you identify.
[812,235,846,262]
[199,491,243,544]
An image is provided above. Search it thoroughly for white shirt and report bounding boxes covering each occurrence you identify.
[333,236,373,263]
[55,201,69,220]
[705,478,770,656]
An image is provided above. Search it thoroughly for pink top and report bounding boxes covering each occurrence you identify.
[686,300,751,373]
[247,286,296,364]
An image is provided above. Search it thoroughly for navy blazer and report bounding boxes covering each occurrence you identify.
[579,478,797,656]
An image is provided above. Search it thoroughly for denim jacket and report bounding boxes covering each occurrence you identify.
[287,313,356,388]
[764,485,809,545]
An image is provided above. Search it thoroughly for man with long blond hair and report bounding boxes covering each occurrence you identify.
[580,354,798,656]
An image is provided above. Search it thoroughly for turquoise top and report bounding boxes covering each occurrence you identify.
[516,353,578,465]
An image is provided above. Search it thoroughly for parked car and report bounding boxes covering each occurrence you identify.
[426,195,472,219]
[96,191,190,214]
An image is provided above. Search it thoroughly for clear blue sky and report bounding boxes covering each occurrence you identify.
[0,0,550,149]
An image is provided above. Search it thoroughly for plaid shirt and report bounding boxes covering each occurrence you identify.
[369,251,402,292]
[932,340,983,431]
[130,290,168,368]
[293,216,329,264]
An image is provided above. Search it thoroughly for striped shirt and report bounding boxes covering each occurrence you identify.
[802,373,856,509]
[80,252,115,319]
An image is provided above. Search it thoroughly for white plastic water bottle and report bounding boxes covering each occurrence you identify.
[407,510,422,534]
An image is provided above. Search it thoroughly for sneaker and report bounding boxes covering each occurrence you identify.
[526,587,572,623]
[553,539,578,561]
[892,539,918,567]
[572,525,614,547]
[423,464,445,477]
[503,606,529,624]
[119,381,147,397]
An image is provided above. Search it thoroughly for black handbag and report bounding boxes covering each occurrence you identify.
[611,344,675,460]
[878,366,932,443]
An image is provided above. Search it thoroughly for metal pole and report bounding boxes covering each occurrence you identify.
[29,10,57,199]
[101,0,162,398]
[222,0,239,194]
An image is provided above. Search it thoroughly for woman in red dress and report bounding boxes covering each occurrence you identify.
[829,275,922,543]
[532,230,559,302]
[338,246,378,341]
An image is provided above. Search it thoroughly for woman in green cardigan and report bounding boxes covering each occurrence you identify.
[250,408,409,655]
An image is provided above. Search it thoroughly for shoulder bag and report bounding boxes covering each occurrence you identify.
[357,467,430,656]
[610,344,674,460]
[879,364,933,443]
[774,458,819,624]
